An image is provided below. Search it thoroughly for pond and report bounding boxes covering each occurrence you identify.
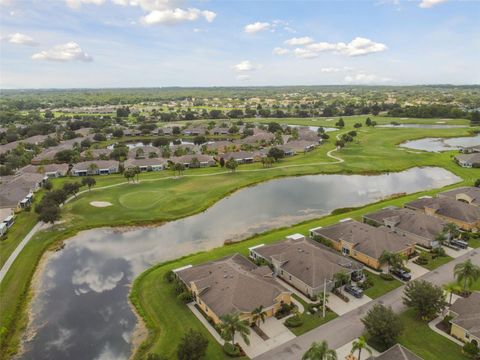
[400,134,480,152]
[287,124,338,132]
[20,167,461,360]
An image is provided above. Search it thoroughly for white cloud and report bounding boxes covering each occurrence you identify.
[344,72,391,84]
[65,0,105,9]
[419,0,448,8]
[273,47,289,55]
[336,37,387,56]
[32,42,93,62]
[293,48,318,59]
[244,22,271,34]
[5,33,38,46]
[141,8,216,25]
[285,36,314,46]
[232,60,256,72]
[72,266,124,293]
[320,66,353,73]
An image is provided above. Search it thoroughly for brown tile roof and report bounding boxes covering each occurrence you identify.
[405,197,480,224]
[367,344,423,360]
[449,292,480,338]
[254,237,362,288]
[313,220,415,259]
[363,207,445,247]
[176,254,289,317]
[440,186,480,207]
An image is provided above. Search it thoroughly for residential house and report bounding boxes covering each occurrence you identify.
[366,344,423,360]
[158,127,173,136]
[440,187,480,207]
[71,160,119,176]
[204,141,237,154]
[249,235,363,298]
[124,129,141,137]
[448,292,480,348]
[455,153,480,168]
[405,197,480,231]
[81,148,112,160]
[280,140,317,156]
[124,158,167,172]
[460,145,480,154]
[171,154,215,168]
[211,127,230,136]
[19,163,69,178]
[311,220,416,270]
[363,206,446,248]
[0,172,45,210]
[0,134,52,156]
[238,132,275,146]
[127,146,161,159]
[218,151,264,164]
[175,254,292,325]
[182,127,206,136]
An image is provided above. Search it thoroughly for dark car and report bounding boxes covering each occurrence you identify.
[344,284,364,298]
[450,240,468,249]
[390,267,411,281]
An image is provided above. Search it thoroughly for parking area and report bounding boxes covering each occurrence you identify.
[443,245,473,258]
[328,287,372,316]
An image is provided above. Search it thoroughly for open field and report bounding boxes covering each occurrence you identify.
[0,120,479,358]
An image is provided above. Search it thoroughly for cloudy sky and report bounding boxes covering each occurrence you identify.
[0,0,479,88]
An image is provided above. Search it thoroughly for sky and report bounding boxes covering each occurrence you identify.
[0,0,479,89]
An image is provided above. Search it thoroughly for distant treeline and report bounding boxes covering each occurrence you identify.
[386,104,468,119]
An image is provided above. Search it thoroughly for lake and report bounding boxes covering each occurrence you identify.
[400,134,480,152]
[20,167,460,360]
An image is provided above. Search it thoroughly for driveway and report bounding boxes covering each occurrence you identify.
[335,338,379,360]
[328,288,372,316]
[443,245,473,258]
[407,259,429,280]
[253,248,480,360]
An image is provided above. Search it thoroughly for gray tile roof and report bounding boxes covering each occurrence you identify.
[367,344,423,360]
[440,186,480,207]
[449,292,480,338]
[313,220,415,259]
[176,254,289,317]
[254,237,362,288]
[405,197,480,224]
[0,173,44,207]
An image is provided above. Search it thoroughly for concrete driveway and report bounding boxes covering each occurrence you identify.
[328,288,372,316]
[407,259,429,279]
[236,317,295,359]
[443,245,473,258]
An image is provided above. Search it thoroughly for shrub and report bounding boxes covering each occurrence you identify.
[284,315,303,328]
[432,247,446,257]
[164,270,175,283]
[359,275,374,290]
[275,303,294,319]
[223,342,241,357]
[333,288,349,302]
[177,291,192,303]
[380,273,394,281]
[415,253,429,265]
[463,342,480,359]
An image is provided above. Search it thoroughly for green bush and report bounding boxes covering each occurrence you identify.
[359,275,374,290]
[177,291,192,303]
[223,342,241,357]
[415,253,429,265]
[431,247,446,257]
[380,273,394,281]
[463,342,479,359]
[284,315,303,328]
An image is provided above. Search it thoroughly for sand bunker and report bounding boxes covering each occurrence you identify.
[90,201,113,208]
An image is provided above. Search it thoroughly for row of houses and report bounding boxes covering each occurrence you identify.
[455,145,480,168]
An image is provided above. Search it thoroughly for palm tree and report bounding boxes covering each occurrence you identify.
[443,223,460,241]
[333,271,350,288]
[88,162,99,175]
[302,340,337,360]
[454,259,480,292]
[219,313,251,347]
[251,306,267,328]
[379,251,394,271]
[443,282,461,305]
[350,336,372,360]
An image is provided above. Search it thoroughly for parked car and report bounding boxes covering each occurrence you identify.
[390,267,411,281]
[344,284,364,298]
[450,240,468,249]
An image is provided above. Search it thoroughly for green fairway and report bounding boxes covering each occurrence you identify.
[397,309,468,360]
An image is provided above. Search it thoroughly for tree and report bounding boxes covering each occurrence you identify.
[454,259,480,292]
[470,111,480,127]
[302,340,337,360]
[379,251,394,271]
[335,140,345,149]
[37,202,61,224]
[333,271,350,288]
[81,176,96,191]
[442,223,460,241]
[350,336,372,360]
[267,122,282,133]
[365,117,372,127]
[475,178,480,188]
[402,280,445,320]
[354,122,362,129]
[219,313,250,347]
[112,129,124,138]
[124,168,135,183]
[251,306,267,328]
[88,162,99,175]
[44,189,68,205]
[63,182,81,199]
[261,156,274,168]
[443,282,461,305]
[44,179,53,191]
[225,158,238,173]
[335,118,345,128]
[219,157,225,168]
[361,304,403,349]
[268,147,285,161]
[173,162,185,177]
[176,329,208,360]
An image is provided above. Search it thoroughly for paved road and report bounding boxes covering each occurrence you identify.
[254,248,480,360]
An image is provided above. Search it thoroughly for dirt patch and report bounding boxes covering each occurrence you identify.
[90,201,113,208]
[128,295,148,360]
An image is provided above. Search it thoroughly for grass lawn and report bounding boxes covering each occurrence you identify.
[288,294,338,336]
[467,238,480,248]
[0,211,37,268]
[397,309,468,360]
[363,272,403,299]
[1,121,479,358]
[416,251,454,271]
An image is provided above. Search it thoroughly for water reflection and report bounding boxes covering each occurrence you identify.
[21,167,460,360]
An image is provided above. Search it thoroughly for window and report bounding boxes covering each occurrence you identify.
[466,332,470,339]
[289,275,292,280]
